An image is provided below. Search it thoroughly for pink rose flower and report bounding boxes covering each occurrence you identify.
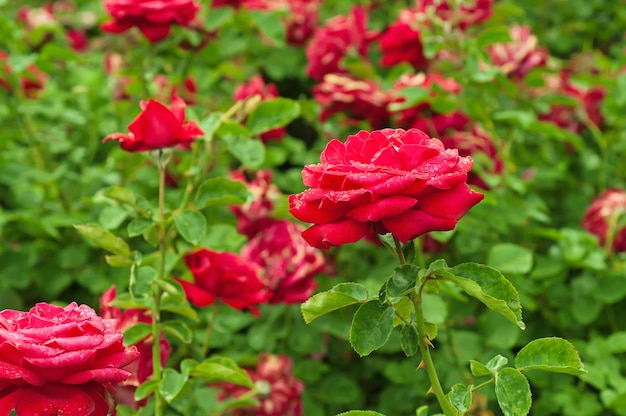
[487,24,548,79]
[289,128,484,249]
[219,353,304,416]
[306,6,378,81]
[0,302,139,415]
[101,0,201,43]
[176,249,271,316]
[242,220,326,304]
[313,74,392,129]
[582,188,626,252]
[379,8,428,69]
[99,286,171,410]
[103,94,204,152]
[230,170,282,239]
[234,76,285,142]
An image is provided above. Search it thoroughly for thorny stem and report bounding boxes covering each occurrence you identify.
[393,236,457,416]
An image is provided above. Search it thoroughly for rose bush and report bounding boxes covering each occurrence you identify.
[0,302,138,415]
[289,128,484,249]
[582,188,626,253]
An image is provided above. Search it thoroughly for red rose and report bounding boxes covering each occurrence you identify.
[289,128,484,249]
[99,286,171,410]
[101,0,200,43]
[306,6,378,81]
[242,220,326,304]
[441,126,503,189]
[0,52,47,99]
[0,302,139,415]
[417,0,493,30]
[103,94,204,152]
[176,249,270,316]
[234,76,285,142]
[230,170,281,239]
[313,74,392,129]
[219,353,304,416]
[391,73,469,136]
[487,24,548,79]
[582,188,626,252]
[379,8,428,69]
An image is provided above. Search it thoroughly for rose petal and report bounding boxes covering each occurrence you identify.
[127,99,181,149]
[16,384,97,416]
[301,220,370,249]
[382,210,458,242]
[0,387,21,416]
[175,278,216,307]
[417,184,485,220]
[348,195,417,222]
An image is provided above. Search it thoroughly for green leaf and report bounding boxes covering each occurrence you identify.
[162,320,193,344]
[448,263,524,329]
[486,355,509,373]
[192,356,254,388]
[128,218,153,237]
[74,224,131,258]
[246,98,300,135]
[448,383,473,412]
[349,301,395,357]
[173,210,207,245]
[335,412,386,416]
[101,186,151,217]
[301,283,369,324]
[123,322,152,346]
[470,360,492,377]
[387,87,430,112]
[400,324,419,357]
[385,264,420,298]
[515,337,586,375]
[105,254,134,268]
[199,112,223,140]
[476,26,512,48]
[130,266,157,300]
[195,177,249,208]
[135,379,160,401]
[487,243,534,274]
[248,10,285,46]
[495,368,531,416]
[160,367,190,403]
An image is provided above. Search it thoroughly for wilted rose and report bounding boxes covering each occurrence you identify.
[99,286,171,410]
[101,0,200,43]
[0,302,138,415]
[379,8,428,69]
[487,24,548,79]
[313,73,392,129]
[242,220,326,304]
[234,76,285,141]
[582,188,626,252]
[220,353,304,416]
[306,6,378,81]
[103,94,204,152]
[289,128,484,249]
[176,249,270,316]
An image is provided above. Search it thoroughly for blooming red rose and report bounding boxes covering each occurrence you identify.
[417,0,493,30]
[242,220,326,304]
[176,249,270,316]
[234,76,286,141]
[582,188,626,252]
[0,302,139,416]
[101,0,200,43]
[306,6,378,81]
[390,73,469,136]
[487,24,548,79]
[103,94,204,152]
[219,353,304,416]
[379,8,428,69]
[440,126,503,189]
[289,128,484,249]
[99,286,171,410]
[313,74,392,129]
[231,170,281,239]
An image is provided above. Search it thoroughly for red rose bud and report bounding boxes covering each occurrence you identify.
[103,94,204,152]
[101,0,201,43]
[306,6,378,81]
[0,302,139,415]
[379,8,428,69]
[289,128,484,249]
[390,72,469,136]
[176,249,270,316]
[219,353,304,416]
[313,74,392,129]
[441,126,503,189]
[242,220,326,304]
[487,24,548,79]
[582,188,626,253]
[99,287,171,409]
[417,0,493,30]
[230,170,282,239]
[234,76,285,142]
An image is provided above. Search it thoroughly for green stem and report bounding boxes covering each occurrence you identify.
[471,378,495,392]
[393,237,406,265]
[413,237,426,268]
[201,304,220,357]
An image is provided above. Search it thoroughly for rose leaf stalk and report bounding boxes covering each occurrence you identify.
[394,236,457,416]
